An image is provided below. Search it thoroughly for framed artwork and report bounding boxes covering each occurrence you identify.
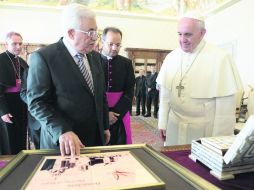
[0,144,219,190]
[0,0,241,18]
[24,151,164,190]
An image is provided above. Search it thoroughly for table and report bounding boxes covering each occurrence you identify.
[0,145,219,190]
[161,145,254,190]
[0,155,13,170]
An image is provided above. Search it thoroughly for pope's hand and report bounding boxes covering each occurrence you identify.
[159,129,166,141]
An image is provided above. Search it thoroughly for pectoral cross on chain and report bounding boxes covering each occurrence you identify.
[176,82,184,97]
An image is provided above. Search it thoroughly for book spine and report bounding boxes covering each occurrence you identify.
[191,141,249,172]
[191,142,225,171]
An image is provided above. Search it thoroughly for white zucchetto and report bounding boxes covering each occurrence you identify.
[180,11,205,22]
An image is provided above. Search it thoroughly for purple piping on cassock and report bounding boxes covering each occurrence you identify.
[106,92,132,144]
[4,79,21,93]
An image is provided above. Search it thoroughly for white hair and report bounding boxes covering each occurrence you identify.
[5,31,23,43]
[195,19,205,30]
[180,11,206,30]
[61,3,96,35]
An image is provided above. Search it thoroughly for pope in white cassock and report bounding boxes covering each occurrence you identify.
[156,13,243,146]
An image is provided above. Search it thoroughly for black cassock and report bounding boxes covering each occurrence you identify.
[0,51,28,154]
[101,55,135,145]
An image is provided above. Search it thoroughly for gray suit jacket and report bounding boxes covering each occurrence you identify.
[27,38,109,149]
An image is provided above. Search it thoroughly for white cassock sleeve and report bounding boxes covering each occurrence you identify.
[213,94,236,136]
[158,86,170,130]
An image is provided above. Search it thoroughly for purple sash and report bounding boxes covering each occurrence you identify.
[5,79,21,93]
[106,92,132,144]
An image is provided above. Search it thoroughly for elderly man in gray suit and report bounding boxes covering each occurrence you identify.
[27,4,110,156]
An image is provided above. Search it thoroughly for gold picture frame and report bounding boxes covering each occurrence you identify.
[0,144,220,190]
[23,151,164,190]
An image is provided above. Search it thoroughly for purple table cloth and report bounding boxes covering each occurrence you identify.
[0,161,8,169]
[162,150,254,190]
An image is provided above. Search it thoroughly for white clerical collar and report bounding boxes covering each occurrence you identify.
[102,53,112,60]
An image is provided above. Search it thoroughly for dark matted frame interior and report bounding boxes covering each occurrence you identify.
[0,144,219,190]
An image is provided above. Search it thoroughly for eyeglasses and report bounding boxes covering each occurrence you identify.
[75,29,99,38]
[104,41,122,49]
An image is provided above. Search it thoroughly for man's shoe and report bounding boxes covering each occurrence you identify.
[144,113,151,117]
[136,113,140,116]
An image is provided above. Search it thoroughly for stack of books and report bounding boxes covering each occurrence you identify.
[189,115,254,180]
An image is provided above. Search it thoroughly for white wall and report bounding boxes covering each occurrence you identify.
[96,13,178,55]
[0,5,178,53]
[205,0,254,90]
[0,6,62,44]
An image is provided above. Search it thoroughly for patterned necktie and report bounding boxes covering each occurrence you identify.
[76,53,94,94]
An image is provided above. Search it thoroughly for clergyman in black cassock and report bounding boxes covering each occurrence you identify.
[0,32,28,155]
[101,27,135,145]
[101,55,135,145]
